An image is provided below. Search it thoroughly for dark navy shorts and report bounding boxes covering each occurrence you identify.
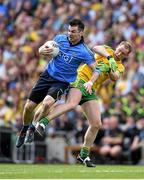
[29,70,69,104]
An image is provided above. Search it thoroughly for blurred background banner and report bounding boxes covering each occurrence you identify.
[0,0,144,165]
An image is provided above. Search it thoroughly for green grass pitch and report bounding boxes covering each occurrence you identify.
[0,164,144,179]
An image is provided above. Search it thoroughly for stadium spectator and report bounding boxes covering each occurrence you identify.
[99,115,124,162]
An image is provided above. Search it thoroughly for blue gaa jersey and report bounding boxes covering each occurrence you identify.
[47,34,95,83]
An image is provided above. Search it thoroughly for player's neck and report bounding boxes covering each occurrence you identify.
[68,37,83,46]
[113,53,120,61]
[71,38,81,45]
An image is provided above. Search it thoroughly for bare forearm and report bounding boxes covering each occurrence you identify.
[111,137,123,145]
[88,62,100,83]
[93,45,110,58]
[90,72,100,84]
[105,137,122,145]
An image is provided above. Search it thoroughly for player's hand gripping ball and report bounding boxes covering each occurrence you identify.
[39,40,59,57]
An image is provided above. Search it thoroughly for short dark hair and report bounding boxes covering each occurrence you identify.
[69,19,85,31]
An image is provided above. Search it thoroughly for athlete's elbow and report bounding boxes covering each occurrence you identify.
[92,45,99,53]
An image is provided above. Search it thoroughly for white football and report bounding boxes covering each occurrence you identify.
[39,40,59,57]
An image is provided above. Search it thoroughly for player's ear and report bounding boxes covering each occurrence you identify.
[80,30,84,37]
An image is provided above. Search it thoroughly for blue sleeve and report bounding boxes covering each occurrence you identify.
[85,53,95,65]
[84,49,95,65]
[53,34,61,43]
[82,44,95,65]
[53,34,66,44]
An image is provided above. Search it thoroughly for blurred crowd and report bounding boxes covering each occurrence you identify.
[0,0,144,164]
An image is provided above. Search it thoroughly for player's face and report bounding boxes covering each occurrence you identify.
[115,44,130,59]
[68,25,83,44]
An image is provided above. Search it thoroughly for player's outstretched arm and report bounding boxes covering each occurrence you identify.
[92,45,118,71]
[93,45,110,58]
[83,71,99,94]
[84,62,110,94]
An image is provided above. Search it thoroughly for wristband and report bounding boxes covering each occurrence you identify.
[94,68,101,74]
[107,55,113,60]
[88,81,93,86]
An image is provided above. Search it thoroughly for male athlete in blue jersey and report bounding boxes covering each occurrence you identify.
[48,34,95,83]
[16,19,98,148]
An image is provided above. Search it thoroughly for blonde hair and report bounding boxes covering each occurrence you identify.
[119,41,133,53]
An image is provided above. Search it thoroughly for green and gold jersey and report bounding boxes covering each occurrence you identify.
[77,45,125,90]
